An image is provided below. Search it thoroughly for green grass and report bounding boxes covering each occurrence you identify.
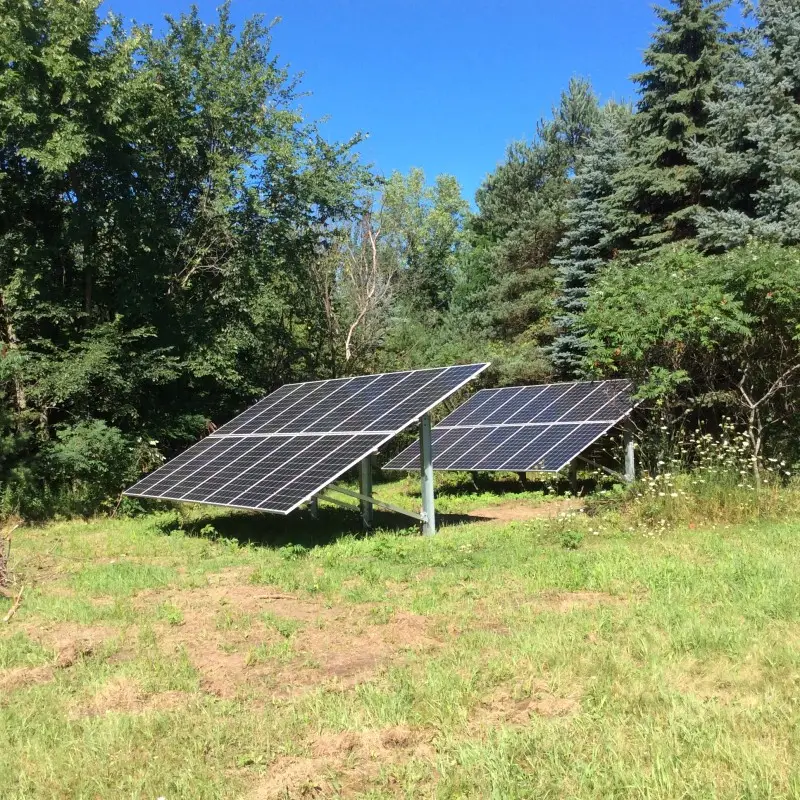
[2,477,800,798]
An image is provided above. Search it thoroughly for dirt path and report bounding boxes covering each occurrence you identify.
[468,498,585,522]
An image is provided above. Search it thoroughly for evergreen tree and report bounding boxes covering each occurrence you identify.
[694,0,800,248]
[468,78,599,378]
[607,0,731,250]
[550,102,632,377]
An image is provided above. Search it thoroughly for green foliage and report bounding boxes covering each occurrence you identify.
[156,602,185,626]
[148,510,183,535]
[0,0,369,516]
[372,169,477,374]
[261,611,301,638]
[607,0,731,250]
[560,528,584,550]
[468,78,600,377]
[278,543,310,561]
[584,242,800,463]
[46,420,142,515]
[551,102,632,377]
[694,0,800,248]
[382,168,469,312]
[2,0,800,520]
[620,423,800,528]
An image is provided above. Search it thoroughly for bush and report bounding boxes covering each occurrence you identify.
[584,243,800,469]
[560,529,584,550]
[44,421,149,517]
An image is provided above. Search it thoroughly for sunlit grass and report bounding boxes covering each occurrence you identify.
[2,477,800,798]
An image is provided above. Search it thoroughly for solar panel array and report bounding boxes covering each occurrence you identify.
[384,379,633,473]
[124,363,489,514]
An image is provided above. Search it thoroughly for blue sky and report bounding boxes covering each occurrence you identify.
[102,1,683,202]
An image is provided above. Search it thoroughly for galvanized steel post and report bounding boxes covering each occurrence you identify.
[420,413,436,536]
[624,423,636,483]
[359,455,373,529]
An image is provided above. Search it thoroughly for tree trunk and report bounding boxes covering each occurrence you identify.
[746,406,762,485]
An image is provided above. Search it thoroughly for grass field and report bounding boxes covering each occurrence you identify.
[2,475,800,799]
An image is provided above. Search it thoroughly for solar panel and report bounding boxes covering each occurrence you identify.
[125,363,489,514]
[383,379,634,473]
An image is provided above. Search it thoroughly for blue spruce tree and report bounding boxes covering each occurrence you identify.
[694,0,800,248]
[550,103,632,377]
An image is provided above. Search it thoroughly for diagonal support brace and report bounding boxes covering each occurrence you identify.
[325,486,424,522]
[576,455,627,483]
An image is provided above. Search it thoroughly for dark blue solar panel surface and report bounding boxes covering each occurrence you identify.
[125,364,488,513]
[384,379,633,473]
[213,383,304,436]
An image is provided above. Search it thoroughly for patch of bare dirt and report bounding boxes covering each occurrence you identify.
[39,586,79,599]
[1,622,118,697]
[472,590,627,628]
[137,582,441,698]
[22,621,118,662]
[73,676,190,717]
[468,498,585,522]
[245,725,435,799]
[203,566,255,587]
[668,658,764,707]
[300,610,438,685]
[0,664,54,694]
[471,682,580,730]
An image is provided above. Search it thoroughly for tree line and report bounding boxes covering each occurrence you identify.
[0,0,797,516]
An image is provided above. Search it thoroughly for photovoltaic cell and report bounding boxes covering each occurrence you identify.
[125,437,219,495]
[470,427,551,471]
[181,437,309,504]
[538,423,610,471]
[438,388,501,426]
[125,363,489,514]
[213,383,304,436]
[384,379,634,473]
[458,388,523,425]
[280,375,390,433]
[263,435,388,511]
[142,438,238,496]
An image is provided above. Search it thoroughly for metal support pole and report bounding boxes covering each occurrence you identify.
[359,455,373,529]
[569,460,578,496]
[309,496,319,520]
[624,422,636,483]
[420,413,436,536]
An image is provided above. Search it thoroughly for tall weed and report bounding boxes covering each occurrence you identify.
[617,421,799,526]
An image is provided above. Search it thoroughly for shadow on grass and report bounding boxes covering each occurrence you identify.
[181,505,487,549]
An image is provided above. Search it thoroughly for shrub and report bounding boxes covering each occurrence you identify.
[584,243,800,469]
[45,421,146,516]
[560,529,584,550]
